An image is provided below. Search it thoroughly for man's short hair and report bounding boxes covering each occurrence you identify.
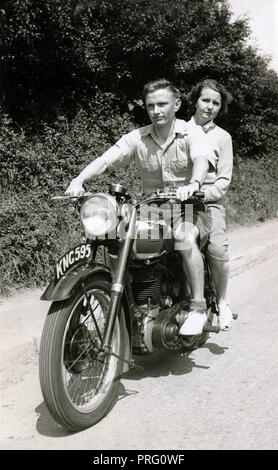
[188,79,233,117]
[143,79,181,100]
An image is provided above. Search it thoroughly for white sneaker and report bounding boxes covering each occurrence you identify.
[218,302,233,331]
[179,310,207,336]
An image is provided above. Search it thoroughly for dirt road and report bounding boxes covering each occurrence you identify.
[1,221,278,450]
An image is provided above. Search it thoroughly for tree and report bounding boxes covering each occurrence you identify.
[1,0,278,156]
[1,0,277,293]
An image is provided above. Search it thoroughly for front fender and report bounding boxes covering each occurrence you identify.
[41,262,134,365]
[41,263,112,301]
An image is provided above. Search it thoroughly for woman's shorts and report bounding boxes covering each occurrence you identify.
[206,203,229,262]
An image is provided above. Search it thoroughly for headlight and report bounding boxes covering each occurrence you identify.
[80,194,118,238]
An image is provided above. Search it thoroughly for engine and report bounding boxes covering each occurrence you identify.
[130,263,161,306]
[130,258,185,352]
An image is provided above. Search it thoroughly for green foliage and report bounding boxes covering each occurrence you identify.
[226,153,278,225]
[0,189,81,295]
[0,107,137,193]
[1,0,278,294]
[0,110,141,295]
[2,0,278,156]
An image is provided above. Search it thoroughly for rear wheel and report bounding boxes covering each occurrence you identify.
[39,276,127,431]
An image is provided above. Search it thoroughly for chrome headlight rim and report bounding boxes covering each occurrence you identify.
[80,193,118,238]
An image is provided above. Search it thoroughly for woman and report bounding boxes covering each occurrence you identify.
[187,78,233,330]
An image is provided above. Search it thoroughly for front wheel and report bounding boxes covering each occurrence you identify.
[39,276,127,431]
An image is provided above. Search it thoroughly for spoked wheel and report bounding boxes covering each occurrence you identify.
[39,277,127,431]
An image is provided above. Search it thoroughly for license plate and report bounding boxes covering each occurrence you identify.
[56,243,91,280]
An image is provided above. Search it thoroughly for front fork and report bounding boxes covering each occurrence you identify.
[101,207,137,355]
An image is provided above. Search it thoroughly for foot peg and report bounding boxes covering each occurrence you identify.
[202,308,220,333]
[202,323,220,333]
[203,313,237,333]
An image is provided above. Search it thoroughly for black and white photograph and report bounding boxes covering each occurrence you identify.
[0,0,277,453]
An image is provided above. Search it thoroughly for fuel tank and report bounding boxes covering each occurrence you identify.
[131,218,173,259]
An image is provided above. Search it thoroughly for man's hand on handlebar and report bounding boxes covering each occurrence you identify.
[65,178,85,197]
[176,182,199,201]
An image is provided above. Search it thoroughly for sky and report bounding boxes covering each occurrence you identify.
[228,0,278,72]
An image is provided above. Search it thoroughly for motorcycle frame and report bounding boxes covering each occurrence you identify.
[41,191,218,359]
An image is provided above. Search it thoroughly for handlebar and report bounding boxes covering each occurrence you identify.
[136,190,205,208]
[51,196,77,201]
[51,190,205,204]
[154,190,204,199]
[51,192,93,202]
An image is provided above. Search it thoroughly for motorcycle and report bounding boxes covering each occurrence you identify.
[39,183,225,431]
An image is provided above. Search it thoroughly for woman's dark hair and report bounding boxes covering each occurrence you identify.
[188,79,233,117]
[143,79,181,100]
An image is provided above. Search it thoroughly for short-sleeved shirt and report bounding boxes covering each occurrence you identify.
[187,117,233,202]
[101,119,215,195]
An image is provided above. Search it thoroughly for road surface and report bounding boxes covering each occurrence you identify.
[0,244,278,450]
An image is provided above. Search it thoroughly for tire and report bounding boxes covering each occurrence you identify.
[39,276,127,431]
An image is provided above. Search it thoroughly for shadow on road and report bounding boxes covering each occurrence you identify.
[123,341,227,381]
[35,341,228,437]
[35,402,75,438]
[202,342,228,355]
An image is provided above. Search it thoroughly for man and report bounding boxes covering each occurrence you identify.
[65,79,215,335]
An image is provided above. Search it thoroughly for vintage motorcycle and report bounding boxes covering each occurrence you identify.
[39,184,224,431]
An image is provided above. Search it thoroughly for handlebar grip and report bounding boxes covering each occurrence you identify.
[51,196,77,201]
[51,192,93,202]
